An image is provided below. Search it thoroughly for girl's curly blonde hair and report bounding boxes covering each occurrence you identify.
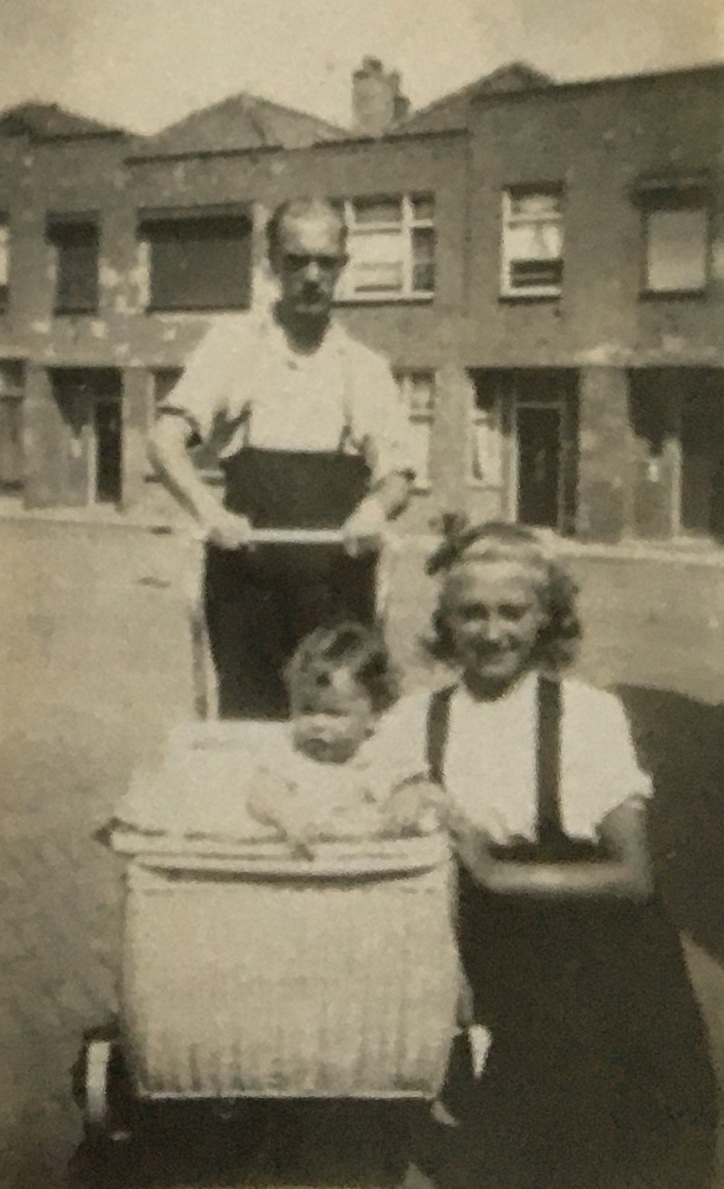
[426,519,582,672]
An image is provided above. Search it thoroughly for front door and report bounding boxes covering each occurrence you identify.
[679,376,724,542]
[516,405,562,529]
[53,373,93,506]
[93,394,123,504]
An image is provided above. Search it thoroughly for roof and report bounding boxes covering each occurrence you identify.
[132,93,346,159]
[0,102,126,141]
[396,62,554,135]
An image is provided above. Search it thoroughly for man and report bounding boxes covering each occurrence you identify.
[149,197,415,719]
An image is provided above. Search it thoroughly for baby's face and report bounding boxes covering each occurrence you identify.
[291,671,373,764]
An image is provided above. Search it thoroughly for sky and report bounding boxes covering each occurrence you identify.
[2,0,722,135]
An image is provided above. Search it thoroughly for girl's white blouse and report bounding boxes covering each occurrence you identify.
[367,673,652,844]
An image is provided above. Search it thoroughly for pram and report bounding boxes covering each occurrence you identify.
[71,529,460,1186]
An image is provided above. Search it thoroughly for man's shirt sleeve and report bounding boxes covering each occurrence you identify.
[156,319,247,445]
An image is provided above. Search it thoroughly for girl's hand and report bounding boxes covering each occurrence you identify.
[443,807,497,884]
[382,777,444,836]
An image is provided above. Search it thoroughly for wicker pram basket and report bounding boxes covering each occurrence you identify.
[110,830,459,1102]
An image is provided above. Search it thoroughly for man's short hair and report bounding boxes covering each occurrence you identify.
[266,197,348,257]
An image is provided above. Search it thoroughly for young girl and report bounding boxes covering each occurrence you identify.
[369,521,717,1189]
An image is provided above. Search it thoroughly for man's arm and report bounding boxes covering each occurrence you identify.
[341,354,416,552]
[372,471,414,520]
[149,414,252,549]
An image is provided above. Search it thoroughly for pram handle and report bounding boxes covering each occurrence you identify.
[246,528,346,546]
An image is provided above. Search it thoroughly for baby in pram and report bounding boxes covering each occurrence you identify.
[243,621,442,854]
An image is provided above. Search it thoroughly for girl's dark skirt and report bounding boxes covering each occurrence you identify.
[421,881,718,1189]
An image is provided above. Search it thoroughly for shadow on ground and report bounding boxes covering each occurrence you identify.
[618,685,724,966]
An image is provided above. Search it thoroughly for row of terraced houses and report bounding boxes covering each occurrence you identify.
[0,57,722,543]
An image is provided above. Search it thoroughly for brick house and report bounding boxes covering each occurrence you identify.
[0,59,722,543]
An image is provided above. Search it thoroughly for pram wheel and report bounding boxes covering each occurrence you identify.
[74,1034,135,1149]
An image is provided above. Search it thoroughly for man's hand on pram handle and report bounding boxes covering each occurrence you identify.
[342,495,388,557]
[199,504,254,550]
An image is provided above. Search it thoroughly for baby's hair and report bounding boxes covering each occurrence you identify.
[284,622,400,714]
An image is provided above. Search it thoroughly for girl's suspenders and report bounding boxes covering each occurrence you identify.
[426,685,456,784]
[425,676,565,852]
[535,675,564,852]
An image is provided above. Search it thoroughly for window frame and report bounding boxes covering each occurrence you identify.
[138,204,253,314]
[500,185,565,302]
[47,212,101,316]
[468,372,505,490]
[393,368,435,492]
[637,180,711,299]
[336,194,436,305]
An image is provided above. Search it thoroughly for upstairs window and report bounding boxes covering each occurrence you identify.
[139,205,252,313]
[639,179,710,296]
[394,369,435,490]
[0,220,8,313]
[338,195,435,301]
[501,187,564,299]
[48,214,100,314]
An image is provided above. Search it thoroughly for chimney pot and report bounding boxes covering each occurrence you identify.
[352,58,409,137]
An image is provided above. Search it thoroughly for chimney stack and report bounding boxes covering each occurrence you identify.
[352,57,409,137]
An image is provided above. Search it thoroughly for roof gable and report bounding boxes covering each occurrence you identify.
[0,102,126,140]
[398,62,553,135]
[133,93,346,159]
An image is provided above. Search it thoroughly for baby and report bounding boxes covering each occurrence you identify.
[246,622,488,1099]
[245,621,440,851]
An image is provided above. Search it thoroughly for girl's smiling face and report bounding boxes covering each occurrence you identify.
[290,669,374,764]
[441,558,546,696]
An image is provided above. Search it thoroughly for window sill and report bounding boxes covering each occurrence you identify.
[498,292,561,305]
[334,294,434,307]
[639,288,708,302]
[54,308,99,317]
[145,304,251,315]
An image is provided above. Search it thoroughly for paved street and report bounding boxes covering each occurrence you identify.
[1,520,724,1186]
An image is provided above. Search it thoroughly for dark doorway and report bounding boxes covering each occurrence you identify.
[680,374,724,542]
[516,404,562,529]
[51,368,122,506]
[94,393,122,504]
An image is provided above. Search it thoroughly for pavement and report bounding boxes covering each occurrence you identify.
[1,517,724,1186]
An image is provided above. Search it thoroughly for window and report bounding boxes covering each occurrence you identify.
[501,187,564,299]
[640,182,709,295]
[0,220,8,313]
[394,369,435,490]
[139,206,252,312]
[48,215,100,314]
[469,373,504,487]
[338,195,435,301]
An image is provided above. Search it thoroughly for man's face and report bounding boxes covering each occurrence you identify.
[271,213,348,320]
